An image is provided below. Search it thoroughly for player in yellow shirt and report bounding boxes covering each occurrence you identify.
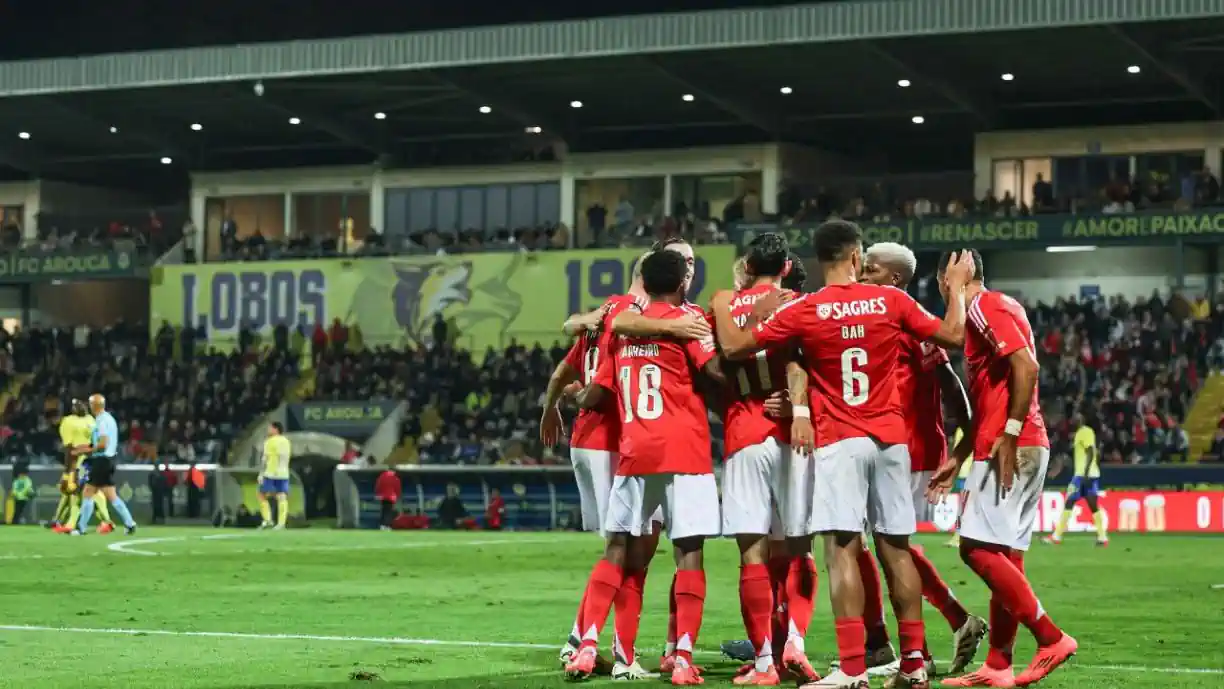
[258,422,292,530]
[53,400,114,534]
[1046,413,1108,546]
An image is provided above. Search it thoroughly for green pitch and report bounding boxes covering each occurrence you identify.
[0,528,1220,689]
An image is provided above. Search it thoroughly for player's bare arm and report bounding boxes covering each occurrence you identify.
[540,360,579,446]
[928,365,972,501]
[787,360,815,454]
[996,345,1040,492]
[561,307,605,335]
[575,382,609,410]
[938,363,974,462]
[610,310,709,340]
[701,356,727,385]
[928,250,974,348]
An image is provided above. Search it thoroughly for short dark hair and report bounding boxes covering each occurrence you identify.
[745,232,789,277]
[937,249,985,282]
[781,252,807,291]
[813,219,862,262]
[640,250,688,297]
[650,236,687,252]
[270,422,285,435]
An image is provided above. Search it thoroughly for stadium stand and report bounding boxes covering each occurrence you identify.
[1,321,298,466]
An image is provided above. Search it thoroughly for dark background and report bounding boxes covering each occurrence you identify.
[0,0,821,59]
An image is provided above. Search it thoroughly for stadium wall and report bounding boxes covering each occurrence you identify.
[989,245,1219,302]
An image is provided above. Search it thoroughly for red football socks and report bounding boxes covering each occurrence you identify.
[666,572,678,650]
[910,544,970,630]
[768,554,790,657]
[672,569,707,663]
[963,545,1063,662]
[613,568,647,664]
[572,579,592,640]
[784,555,818,639]
[897,619,927,674]
[857,548,889,648]
[834,617,868,677]
[578,559,624,647]
[739,564,774,659]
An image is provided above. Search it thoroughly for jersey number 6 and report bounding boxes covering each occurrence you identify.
[618,364,664,421]
[841,347,868,406]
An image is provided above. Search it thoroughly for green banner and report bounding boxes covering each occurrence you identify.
[0,247,137,282]
[286,402,398,436]
[150,246,736,352]
[733,210,1224,253]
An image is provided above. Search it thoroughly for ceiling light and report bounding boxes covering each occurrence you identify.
[17,132,29,140]
[160,157,172,165]
[190,123,203,131]
[911,115,925,124]
[681,94,695,102]
[479,106,492,114]
[525,126,542,134]
[374,112,386,120]
[1127,65,1141,74]
[779,86,793,95]
[1001,73,1015,81]
[1046,245,1097,253]
[288,117,301,125]
[109,126,118,134]
[898,79,912,88]
[570,100,583,109]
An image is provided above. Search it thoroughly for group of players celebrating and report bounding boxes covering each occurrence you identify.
[541,220,1077,688]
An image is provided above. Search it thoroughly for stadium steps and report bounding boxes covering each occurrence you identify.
[1186,372,1224,461]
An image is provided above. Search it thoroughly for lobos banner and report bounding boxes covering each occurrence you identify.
[920,490,1224,534]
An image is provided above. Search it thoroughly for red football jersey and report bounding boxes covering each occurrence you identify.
[718,284,792,457]
[563,294,645,452]
[753,283,941,447]
[965,290,1049,460]
[897,332,949,472]
[592,301,717,476]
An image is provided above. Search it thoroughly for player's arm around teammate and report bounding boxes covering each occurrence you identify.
[928,362,976,502]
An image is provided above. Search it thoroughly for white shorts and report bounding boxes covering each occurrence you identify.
[605,473,721,541]
[808,437,916,536]
[571,448,616,535]
[958,447,1050,551]
[910,470,934,523]
[722,437,798,537]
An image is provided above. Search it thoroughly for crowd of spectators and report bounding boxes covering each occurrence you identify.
[0,321,297,466]
[1025,290,1221,465]
[1,206,187,258]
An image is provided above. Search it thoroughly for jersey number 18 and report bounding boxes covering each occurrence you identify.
[618,364,664,421]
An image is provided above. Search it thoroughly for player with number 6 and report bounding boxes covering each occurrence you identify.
[715,219,973,689]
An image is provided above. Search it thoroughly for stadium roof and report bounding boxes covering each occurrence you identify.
[2,1,1224,182]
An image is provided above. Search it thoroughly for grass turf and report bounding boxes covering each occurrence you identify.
[0,527,1220,688]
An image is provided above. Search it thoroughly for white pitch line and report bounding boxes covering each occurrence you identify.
[108,536,185,556]
[0,624,1219,676]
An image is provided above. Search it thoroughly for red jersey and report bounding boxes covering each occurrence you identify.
[718,283,792,457]
[897,332,949,472]
[753,283,941,447]
[563,294,645,452]
[965,290,1048,460]
[592,301,717,475]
